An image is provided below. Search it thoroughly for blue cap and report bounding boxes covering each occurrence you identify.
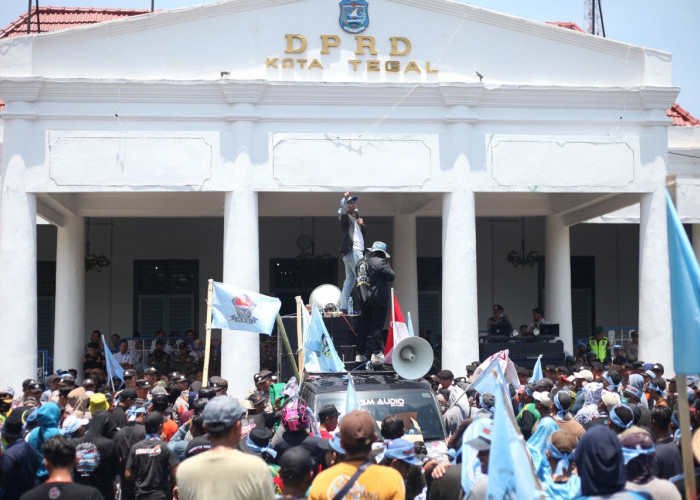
[329,433,346,454]
[613,345,623,351]
[385,438,422,465]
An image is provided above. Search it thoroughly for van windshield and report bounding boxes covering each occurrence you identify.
[313,389,445,441]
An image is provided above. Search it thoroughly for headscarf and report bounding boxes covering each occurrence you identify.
[582,382,603,406]
[573,403,599,426]
[627,374,648,408]
[620,431,656,484]
[574,426,626,496]
[527,416,560,474]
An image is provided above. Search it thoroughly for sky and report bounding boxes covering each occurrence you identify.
[1,0,698,114]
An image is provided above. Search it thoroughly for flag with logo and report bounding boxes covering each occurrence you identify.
[471,355,508,400]
[487,371,545,499]
[385,291,409,363]
[666,191,700,374]
[471,349,520,390]
[211,282,281,335]
[303,305,345,372]
[529,355,544,383]
[101,335,124,388]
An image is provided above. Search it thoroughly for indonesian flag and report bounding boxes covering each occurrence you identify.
[384,291,409,364]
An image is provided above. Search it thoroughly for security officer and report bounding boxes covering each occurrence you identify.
[587,327,609,364]
[83,342,106,372]
[171,340,196,377]
[147,339,171,373]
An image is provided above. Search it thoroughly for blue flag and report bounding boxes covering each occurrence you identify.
[666,191,700,374]
[528,355,543,383]
[471,356,508,397]
[487,373,545,499]
[211,282,281,335]
[303,305,345,372]
[101,335,124,388]
[406,311,415,337]
[345,375,360,413]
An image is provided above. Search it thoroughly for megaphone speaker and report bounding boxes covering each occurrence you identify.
[392,336,433,380]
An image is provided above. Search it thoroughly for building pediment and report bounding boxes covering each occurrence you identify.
[1,0,671,89]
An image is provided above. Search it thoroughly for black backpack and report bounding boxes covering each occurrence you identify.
[355,257,380,305]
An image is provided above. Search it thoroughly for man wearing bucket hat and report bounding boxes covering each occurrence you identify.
[356,241,395,361]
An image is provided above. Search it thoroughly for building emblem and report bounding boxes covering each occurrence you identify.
[339,0,369,34]
[231,295,258,325]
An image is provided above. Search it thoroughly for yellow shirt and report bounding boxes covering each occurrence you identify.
[308,460,405,500]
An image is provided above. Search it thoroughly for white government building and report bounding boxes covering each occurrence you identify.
[1,0,699,397]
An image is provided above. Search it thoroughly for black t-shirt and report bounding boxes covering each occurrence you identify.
[126,437,178,500]
[185,435,211,458]
[274,431,327,469]
[20,481,104,500]
[111,406,128,428]
[114,423,146,494]
[655,437,683,479]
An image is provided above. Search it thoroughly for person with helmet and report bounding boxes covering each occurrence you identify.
[273,398,327,470]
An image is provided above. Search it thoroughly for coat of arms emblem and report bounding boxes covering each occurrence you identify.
[339,0,369,34]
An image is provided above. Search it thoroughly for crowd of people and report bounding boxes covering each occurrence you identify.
[0,325,698,500]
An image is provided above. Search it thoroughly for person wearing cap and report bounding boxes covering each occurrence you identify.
[60,414,90,439]
[0,386,14,425]
[171,340,196,377]
[0,413,40,499]
[74,409,119,499]
[278,446,314,499]
[318,404,340,439]
[125,411,179,499]
[176,396,275,500]
[144,366,160,387]
[150,393,179,442]
[611,345,627,365]
[309,409,405,500]
[114,405,148,500]
[19,436,103,500]
[357,241,395,361]
[148,339,172,373]
[587,327,610,364]
[13,378,38,409]
[41,374,61,404]
[135,379,152,402]
[209,375,230,397]
[517,383,541,440]
[485,304,512,334]
[113,388,138,428]
[626,330,639,362]
[338,191,366,313]
[378,438,425,498]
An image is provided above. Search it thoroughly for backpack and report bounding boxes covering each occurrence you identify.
[355,257,380,305]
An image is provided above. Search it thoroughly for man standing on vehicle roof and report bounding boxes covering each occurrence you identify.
[338,191,366,313]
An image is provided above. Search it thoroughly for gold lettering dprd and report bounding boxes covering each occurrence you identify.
[354,36,377,55]
[285,34,307,54]
[389,37,411,56]
[321,35,341,54]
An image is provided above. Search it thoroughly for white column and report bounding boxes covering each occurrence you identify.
[53,215,85,373]
[442,190,479,370]
[693,225,700,266]
[392,214,419,334]
[0,119,38,389]
[638,188,673,372]
[222,191,260,399]
[544,215,574,354]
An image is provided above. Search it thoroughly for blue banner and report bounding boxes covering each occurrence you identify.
[211,282,281,335]
[101,335,124,388]
[303,305,345,372]
[528,355,543,383]
[666,191,700,374]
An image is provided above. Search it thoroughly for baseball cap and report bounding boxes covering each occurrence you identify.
[136,379,152,389]
[436,370,454,381]
[144,367,160,375]
[651,363,664,374]
[279,446,313,482]
[385,438,422,465]
[151,385,168,396]
[120,388,138,400]
[253,370,273,385]
[573,369,594,382]
[209,376,229,389]
[28,382,43,393]
[61,414,90,436]
[318,404,340,421]
[533,391,552,407]
[123,369,138,378]
[248,391,266,407]
[465,419,493,450]
[203,396,245,428]
[0,387,15,397]
[550,430,578,454]
[340,410,375,448]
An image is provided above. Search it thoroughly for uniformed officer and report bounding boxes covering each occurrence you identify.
[171,340,196,377]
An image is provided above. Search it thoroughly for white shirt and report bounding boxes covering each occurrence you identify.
[114,351,134,365]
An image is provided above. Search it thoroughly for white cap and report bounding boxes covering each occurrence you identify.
[573,369,594,382]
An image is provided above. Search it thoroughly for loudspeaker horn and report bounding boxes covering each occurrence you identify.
[392,336,433,380]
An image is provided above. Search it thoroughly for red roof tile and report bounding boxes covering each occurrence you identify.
[0,6,150,39]
[667,103,700,126]
[545,21,586,33]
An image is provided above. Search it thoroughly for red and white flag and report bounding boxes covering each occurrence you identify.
[384,290,409,364]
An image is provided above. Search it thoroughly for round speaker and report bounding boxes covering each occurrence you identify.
[308,284,341,312]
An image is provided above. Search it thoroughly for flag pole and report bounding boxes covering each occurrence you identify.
[295,296,304,374]
[391,288,396,348]
[102,335,116,394]
[202,279,214,385]
[276,314,300,381]
[677,374,697,499]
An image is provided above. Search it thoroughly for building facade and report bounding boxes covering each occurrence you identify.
[0,0,685,395]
